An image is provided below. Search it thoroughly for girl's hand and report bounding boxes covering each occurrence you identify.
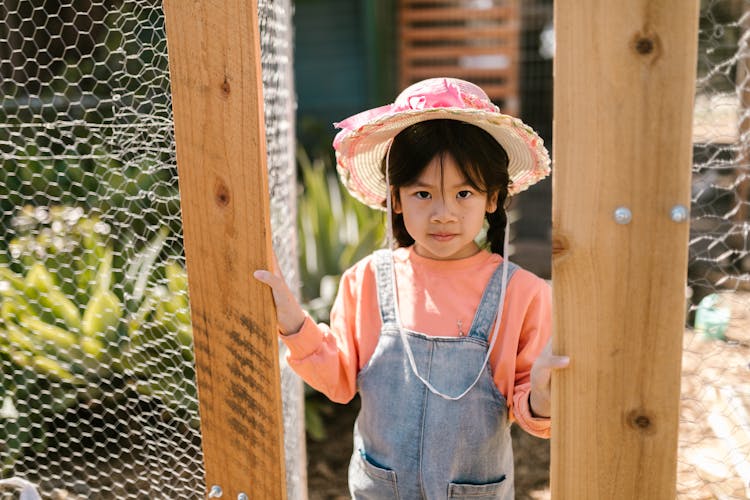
[253,259,306,335]
[529,340,570,418]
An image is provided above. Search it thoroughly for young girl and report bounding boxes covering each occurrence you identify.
[254,78,568,499]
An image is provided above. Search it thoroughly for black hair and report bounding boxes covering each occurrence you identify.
[382,119,511,255]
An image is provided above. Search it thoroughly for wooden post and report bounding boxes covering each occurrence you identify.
[551,2,699,499]
[162,1,286,498]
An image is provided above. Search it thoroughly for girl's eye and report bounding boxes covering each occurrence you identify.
[415,191,431,200]
[457,190,472,199]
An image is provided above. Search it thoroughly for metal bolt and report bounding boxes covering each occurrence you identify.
[238,494,248,500]
[208,485,223,498]
[613,206,632,225]
[670,204,689,223]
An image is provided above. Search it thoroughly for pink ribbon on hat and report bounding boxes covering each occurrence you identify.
[333,78,498,147]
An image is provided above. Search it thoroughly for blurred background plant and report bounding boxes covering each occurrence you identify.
[0,143,382,458]
[0,138,181,255]
[296,147,384,441]
[0,205,194,472]
[297,147,385,323]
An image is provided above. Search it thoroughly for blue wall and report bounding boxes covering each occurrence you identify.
[293,0,396,157]
[294,0,367,155]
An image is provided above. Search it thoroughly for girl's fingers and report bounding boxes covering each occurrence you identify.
[254,270,294,307]
[546,354,570,369]
[252,270,305,334]
[531,344,570,390]
[253,269,274,285]
[253,269,286,291]
[538,340,569,369]
[534,357,569,377]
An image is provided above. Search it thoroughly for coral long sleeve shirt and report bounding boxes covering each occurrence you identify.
[281,246,552,438]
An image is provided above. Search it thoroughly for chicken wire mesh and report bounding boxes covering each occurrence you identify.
[3,0,750,498]
[681,0,750,498]
[0,0,302,498]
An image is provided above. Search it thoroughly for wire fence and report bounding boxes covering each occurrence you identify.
[680,1,750,498]
[0,0,749,498]
[0,0,300,498]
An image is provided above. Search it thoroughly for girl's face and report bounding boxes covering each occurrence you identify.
[394,153,498,260]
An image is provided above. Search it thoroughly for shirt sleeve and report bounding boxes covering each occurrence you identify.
[279,267,361,404]
[509,279,553,438]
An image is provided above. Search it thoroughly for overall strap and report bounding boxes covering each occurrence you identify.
[373,249,398,325]
[467,260,519,341]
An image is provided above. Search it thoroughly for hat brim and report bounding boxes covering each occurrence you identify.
[335,107,551,210]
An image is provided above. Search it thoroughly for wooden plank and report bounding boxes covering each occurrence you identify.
[402,0,491,5]
[402,44,515,60]
[162,1,286,498]
[398,0,520,107]
[551,1,699,499]
[466,83,512,100]
[401,6,513,23]
[402,66,514,80]
[402,25,515,42]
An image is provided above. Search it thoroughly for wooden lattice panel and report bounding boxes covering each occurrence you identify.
[399,0,519,114]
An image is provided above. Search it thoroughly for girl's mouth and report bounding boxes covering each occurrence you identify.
[430,233,457,242]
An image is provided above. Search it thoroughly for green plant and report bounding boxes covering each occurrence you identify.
[296,147,385,440]
[297,147,385,323]
[0,206,195,470]
[0,142,182,254]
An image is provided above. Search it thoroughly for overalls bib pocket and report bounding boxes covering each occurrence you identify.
[349,449,400,500]
[447,475,509,499]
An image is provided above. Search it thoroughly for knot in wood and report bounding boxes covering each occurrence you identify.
[627,409,656,434]
[634,415,650,428]
[631,31,661,63]
[221,77,231,96]
[215,182,230,207]
[551,233,571,264]
[635,37,654,55]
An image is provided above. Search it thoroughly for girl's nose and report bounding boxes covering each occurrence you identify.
[430,198,457,223]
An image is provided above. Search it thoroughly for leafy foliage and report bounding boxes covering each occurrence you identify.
[0,140,182,254]
[0,206,194,471]
[297,147,385,322]
[296,148,385,440]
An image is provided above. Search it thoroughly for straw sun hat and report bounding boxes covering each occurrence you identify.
[333,77,551,210]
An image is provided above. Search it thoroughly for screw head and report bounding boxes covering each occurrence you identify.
[238,494,248,500]
[613,206,632,225]
[670,205,689,223]
[208,485,223,498]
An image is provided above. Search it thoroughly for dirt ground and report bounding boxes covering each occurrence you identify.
[305,291,750,500]
[677,291,750,499]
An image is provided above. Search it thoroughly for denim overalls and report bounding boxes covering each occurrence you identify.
[348,250,519,499]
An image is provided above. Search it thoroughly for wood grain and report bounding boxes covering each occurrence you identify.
[551,1,699,498]
[398,0,519,111]
[401,6,513,22]
[162,0,286,497]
